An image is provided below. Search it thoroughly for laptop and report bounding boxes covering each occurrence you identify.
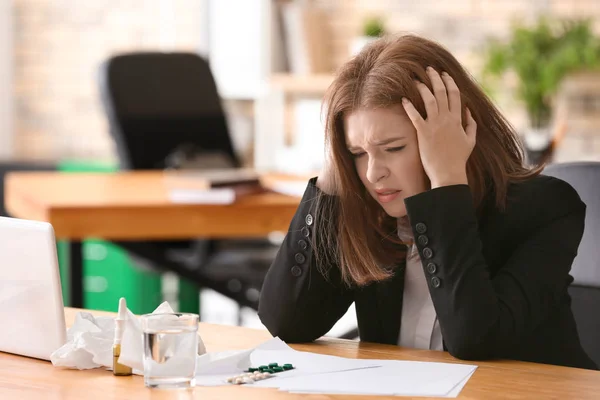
[0,216,67,360]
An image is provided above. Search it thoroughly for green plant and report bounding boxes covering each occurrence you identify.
[363,17,386,38]
[482,17,600,129]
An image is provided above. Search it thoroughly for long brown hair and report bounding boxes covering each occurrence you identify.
[314,34,541,287]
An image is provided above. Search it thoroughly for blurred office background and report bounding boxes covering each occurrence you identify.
[1,0,600,336]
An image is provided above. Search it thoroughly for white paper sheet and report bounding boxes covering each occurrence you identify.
[168,188,236,204]
[446,369,476,398]
[194,337,379,386]
[266,359,477,397]
[194,337,477,397]
[250,348,381,380]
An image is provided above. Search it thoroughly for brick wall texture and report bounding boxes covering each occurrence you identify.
[13,0,204,161]
[12,0,600,161]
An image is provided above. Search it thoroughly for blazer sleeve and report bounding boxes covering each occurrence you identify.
[258,177,354,343]
[403,181,586,360]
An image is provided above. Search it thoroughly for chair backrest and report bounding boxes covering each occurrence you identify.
[543,162,600,287]
[99,52,239,170]
[543,161,600,367]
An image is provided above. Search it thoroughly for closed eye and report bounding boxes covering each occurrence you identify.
[349,151,366,158]
[386,146,406,153]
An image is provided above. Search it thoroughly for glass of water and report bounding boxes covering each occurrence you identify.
[140,313,199,389]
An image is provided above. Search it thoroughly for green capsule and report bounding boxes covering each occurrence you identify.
[272,366,284,373]
[283,364,293,370]
[268,362,278,368]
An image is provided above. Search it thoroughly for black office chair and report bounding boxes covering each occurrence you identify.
[543,161,600,367]
[98,52,279,319]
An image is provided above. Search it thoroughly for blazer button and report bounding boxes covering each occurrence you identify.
[301,226,311,237]
[305,214,314,226]
[294,253,306,264]
[415,223,427,234]
[422,247,433,259]
[431,276,441,288]
[426,262,437,274]
[297,239,308,250]
[291,265,302,277]
[417,235,429,246]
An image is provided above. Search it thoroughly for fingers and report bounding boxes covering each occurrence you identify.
[402,98,425,130]
[465,108,477,145]
[440,72,462,120]
[414,68,462,120]
[415,80,438,118]
[426,67,448,113]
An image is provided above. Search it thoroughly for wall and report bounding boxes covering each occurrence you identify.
[0,1,13,158]
[314,0,600,72]
[13,0,205,161]
[314,0,600,132]
[12,0,600,162]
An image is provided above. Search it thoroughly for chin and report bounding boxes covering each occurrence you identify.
[381,203,407,218]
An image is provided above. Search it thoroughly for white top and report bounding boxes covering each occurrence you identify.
[398,250,443,350]
[396,218,444,351]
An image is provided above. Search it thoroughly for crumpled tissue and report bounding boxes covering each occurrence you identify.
[50,301,206,373]
[195,337,291,376]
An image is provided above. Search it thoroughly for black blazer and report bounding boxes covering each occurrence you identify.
[258,174,598,370]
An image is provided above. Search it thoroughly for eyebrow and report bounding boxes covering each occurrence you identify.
[347,136,406,152]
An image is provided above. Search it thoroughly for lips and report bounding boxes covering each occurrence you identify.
[375,189,401,204]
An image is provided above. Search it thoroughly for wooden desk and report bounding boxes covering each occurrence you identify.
[1,308,599,399]
[4,171,304,307]
[5,171,303,240]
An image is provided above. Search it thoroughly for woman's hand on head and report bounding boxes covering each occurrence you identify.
[401,67,477,189]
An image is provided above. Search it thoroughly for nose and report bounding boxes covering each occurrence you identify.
[365,155,389,184]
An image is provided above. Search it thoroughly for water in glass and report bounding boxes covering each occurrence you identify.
[141,313,198,389]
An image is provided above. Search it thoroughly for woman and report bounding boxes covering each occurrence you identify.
[258,35,597,370]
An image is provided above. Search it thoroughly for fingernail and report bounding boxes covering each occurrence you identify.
[426,66,432,72]
[442,71,449,77]
[402,98,409,104]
